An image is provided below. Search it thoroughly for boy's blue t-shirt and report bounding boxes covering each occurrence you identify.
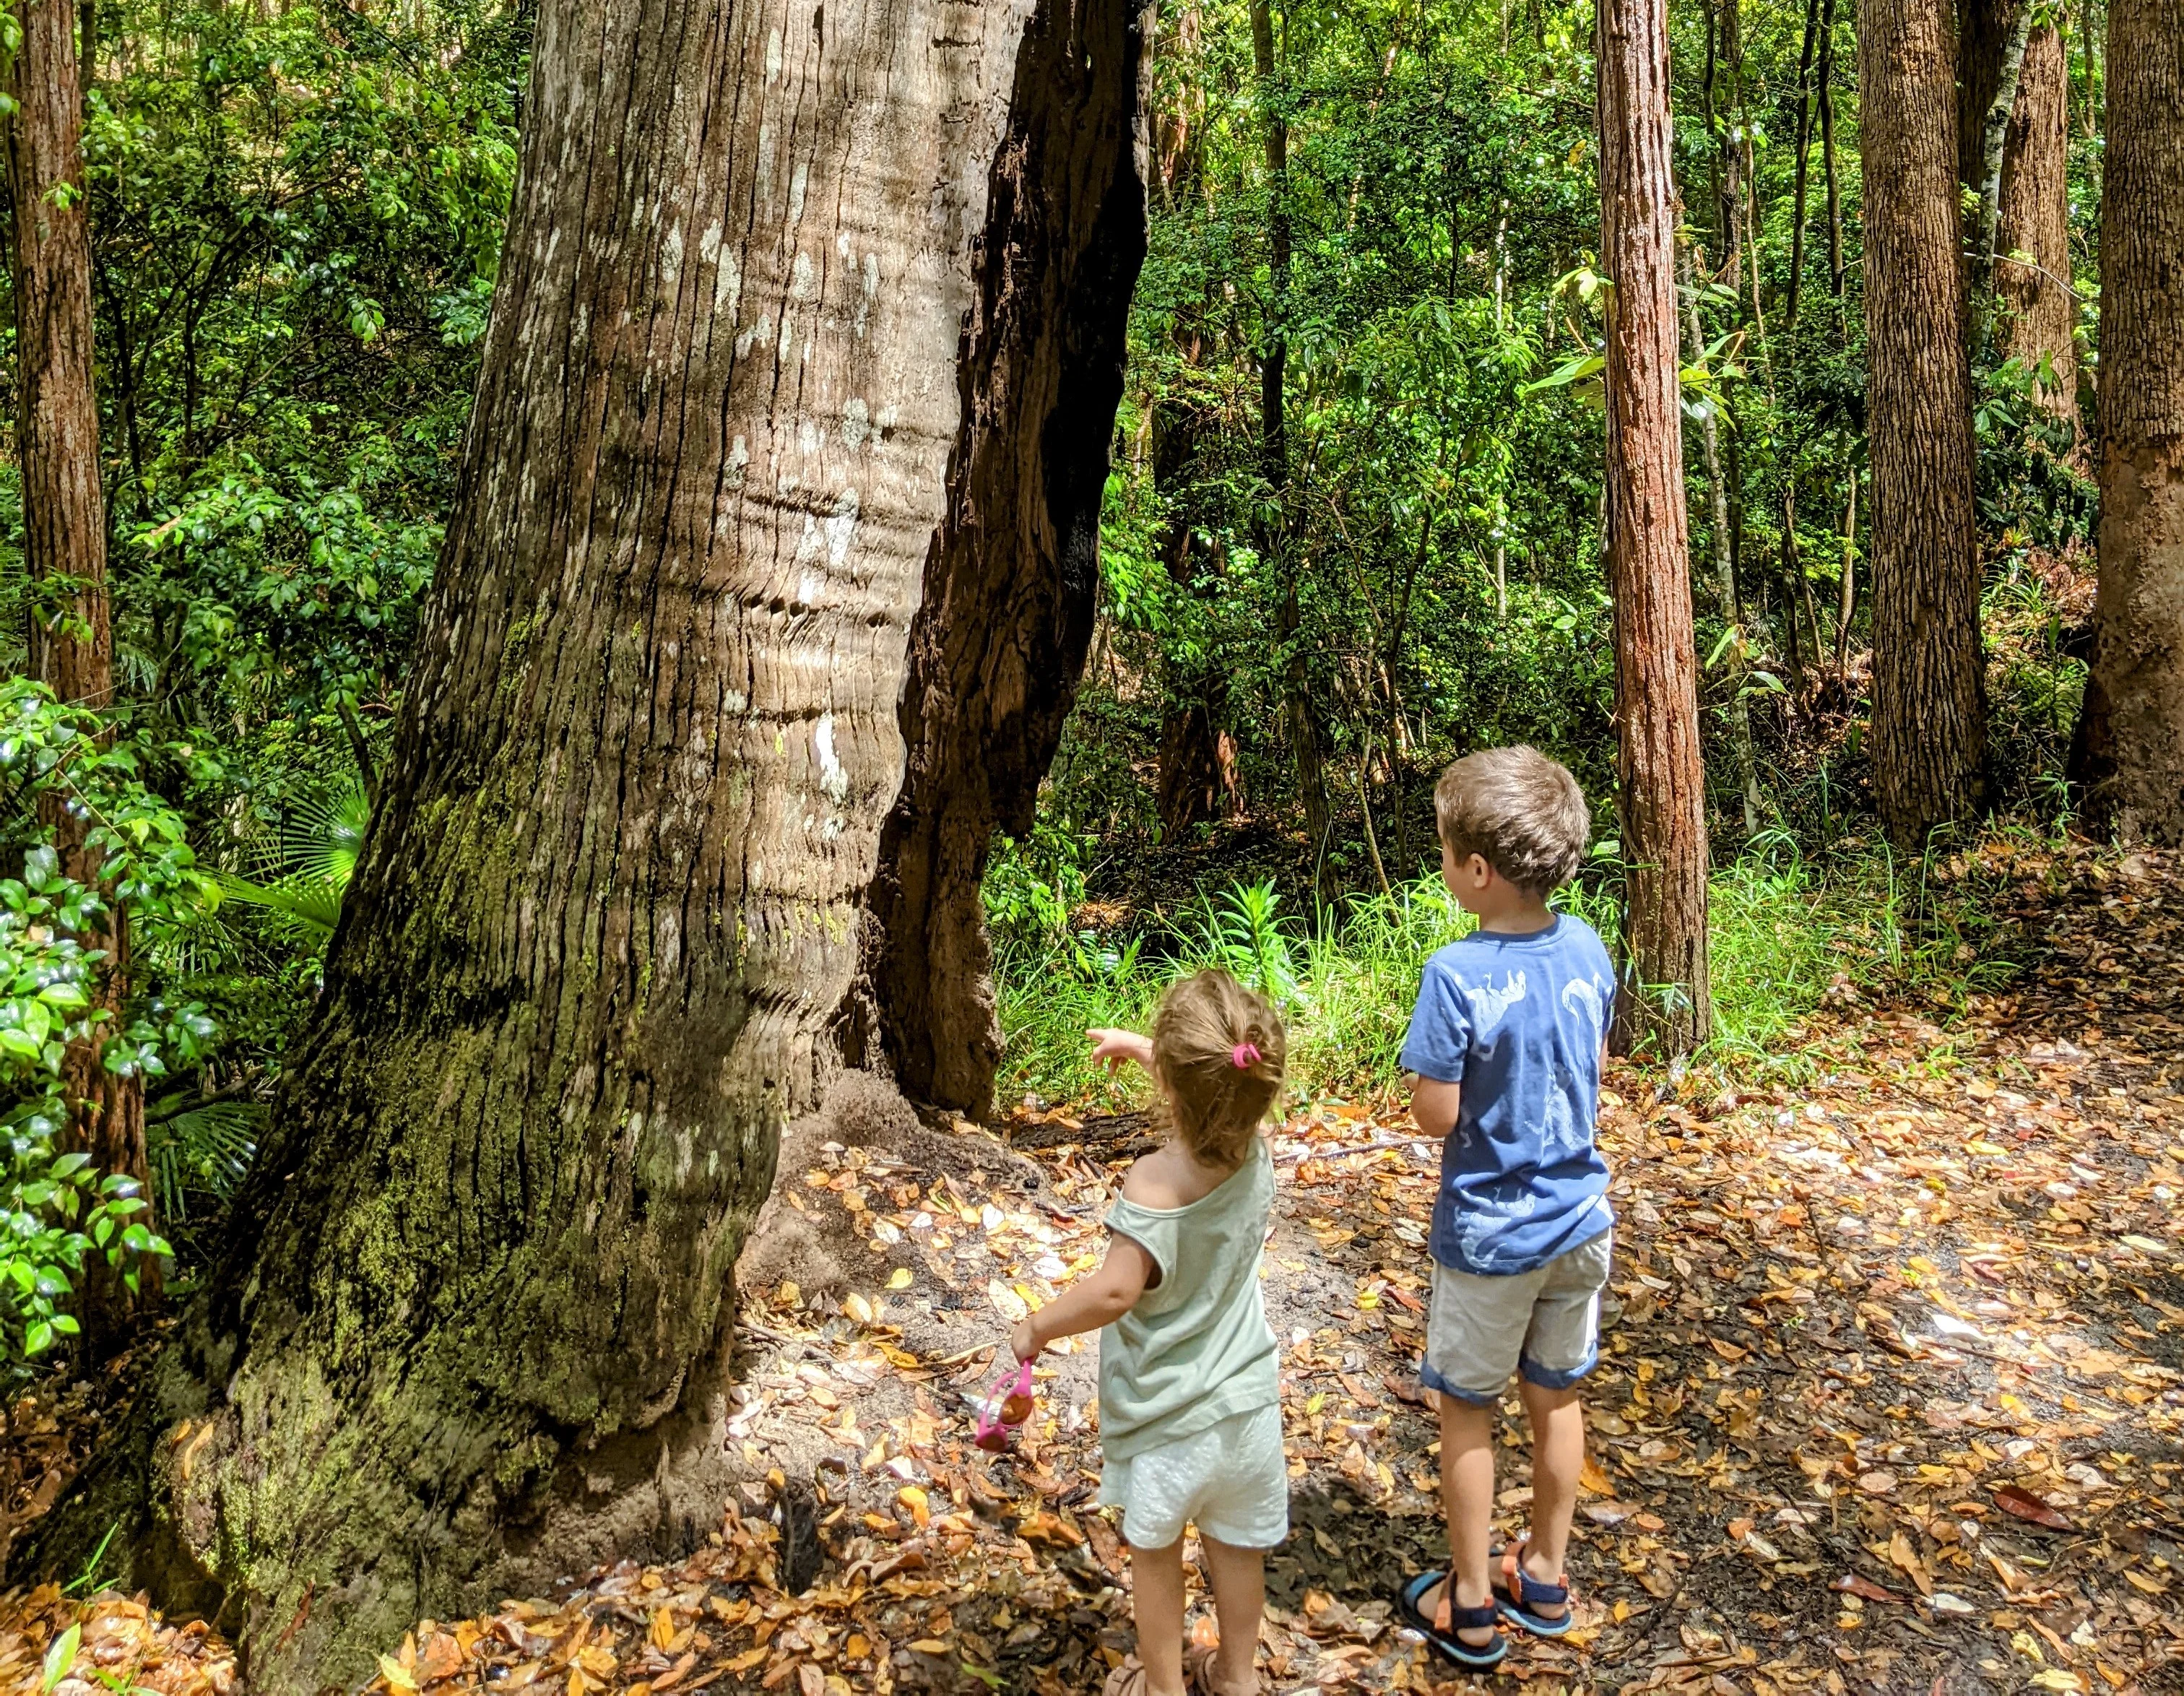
[1399,915,1616,1276]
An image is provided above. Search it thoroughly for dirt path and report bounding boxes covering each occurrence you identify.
[3,847,2181,1696]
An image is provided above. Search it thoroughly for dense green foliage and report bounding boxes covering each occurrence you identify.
[0,0,2122,1354]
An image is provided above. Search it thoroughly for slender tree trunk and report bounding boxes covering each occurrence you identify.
[2072,0,2184,841]
[25,0,1150,1683]
[1860,0,1988,843]
[1682,246,1763,836]
[5,0,158,1359]
[1837,464,1858,678]
[1969,0,2040,350]
[1600,0,1712,1055]
[1996,22,2082,433]
[1819,0,1847,302]
[1786,0,1821,332]
[1248,0,1330,879]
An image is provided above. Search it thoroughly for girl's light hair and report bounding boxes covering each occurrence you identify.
[1150,970,1287,1167]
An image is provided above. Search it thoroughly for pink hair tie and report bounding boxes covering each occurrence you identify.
[1231,1042,1261,1070]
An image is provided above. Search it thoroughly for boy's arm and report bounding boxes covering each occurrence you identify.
[1011,1234,1156,1360]
[1410,1074,1462,1140]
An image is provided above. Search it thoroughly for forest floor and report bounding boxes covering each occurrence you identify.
[2,843,2182,1696]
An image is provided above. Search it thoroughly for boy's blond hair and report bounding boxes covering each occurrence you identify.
[1151,970,1287,1167]
[1434,746,1591,897]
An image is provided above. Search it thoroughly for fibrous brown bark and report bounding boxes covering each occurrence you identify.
[1599,0,1712,1055]
[1996,23,2081,430]
[5,0,158,1357]
[2073,0,2184,841]
[1860,0,1988,843]
[1960,1,2080,425]
[20,0,1148,1685]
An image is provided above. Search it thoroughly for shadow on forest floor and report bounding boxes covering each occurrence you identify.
[2,844,2182,1696]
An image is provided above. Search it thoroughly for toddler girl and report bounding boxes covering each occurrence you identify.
[1008,970,1288,1696]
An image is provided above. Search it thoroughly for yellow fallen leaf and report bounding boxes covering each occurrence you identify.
[1578,1458,1616,1497]
[887,1268,914,1290]
[844,1293,874,1325]
[907,1640,951,1655]
[649,1608,677,1652]
[898,1484,930,1527]
[378,1656,420,1694]
[2029,1673,2085,1693]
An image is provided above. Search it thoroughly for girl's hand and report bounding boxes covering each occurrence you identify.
[1087,1028,1155,1073]
[1010,1318,1041,1363]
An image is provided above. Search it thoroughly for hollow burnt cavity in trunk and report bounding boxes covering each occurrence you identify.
[859,0,1150,1116]
[14,0,1150,1687]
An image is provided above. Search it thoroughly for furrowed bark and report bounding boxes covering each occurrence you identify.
[1599,0,1712,1055]
[1860,0,1988,844]
[2073,0,2184,841]
[5,0,158,1357]
[1996,22,2081,432]
[20,0,1148,1685]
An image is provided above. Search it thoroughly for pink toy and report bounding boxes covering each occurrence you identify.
[974,1359,1036,1452]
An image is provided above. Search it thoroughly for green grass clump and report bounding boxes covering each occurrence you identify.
[991,834,2033,1108]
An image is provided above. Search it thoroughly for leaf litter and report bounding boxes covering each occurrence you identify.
[1,842,2181,1694]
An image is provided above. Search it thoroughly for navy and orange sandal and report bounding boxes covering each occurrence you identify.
[1491,1541,1574,1638]
[1396,1571,1508,1671]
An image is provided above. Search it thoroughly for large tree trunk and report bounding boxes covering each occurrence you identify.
[1599,0,1712,1056]
[5,0,158,1357]
[1996,22,2081,432]
[20,0,1149,1685]
[2072,0,2184,841]
[1860,0,1988,844]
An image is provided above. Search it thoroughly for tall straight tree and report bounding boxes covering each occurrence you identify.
[4,0,159,1354]
[1859,0,1987,843]
[1248,0,1332,876]
[26,0,1150,1684]
[1959,0,2081,428]
[1598,0,1712,1054]
[2073,0,2184,840]
[1996,19,2081,428]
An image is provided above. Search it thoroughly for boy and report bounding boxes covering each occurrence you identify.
[1393,746,1616,1671]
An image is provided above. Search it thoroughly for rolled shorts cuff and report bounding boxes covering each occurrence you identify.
[1518,1346,1599,1390]
[1419,1357,1502,1407]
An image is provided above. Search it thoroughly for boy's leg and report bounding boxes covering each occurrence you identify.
[1509,1227,1613,1615]
[1128,1539,1188,1696]
[1516,1377,1582,1615]
[1197,1536,1265,1695]
[1434,1393,1499,1647]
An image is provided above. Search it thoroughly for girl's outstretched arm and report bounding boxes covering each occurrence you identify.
[1087,1027,1156,1073]
[1011,1232,1156,1361]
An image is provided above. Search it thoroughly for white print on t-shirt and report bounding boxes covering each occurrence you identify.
[1457,969,1528,1037]
[1447,1182,1542,1271]
[1561,974,1608,1040]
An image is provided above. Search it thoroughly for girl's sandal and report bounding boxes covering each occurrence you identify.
[1395,1570,1508,1671]
[1101,1657,1149,1696]
[1491,1540,1574,1638]
[1184,1640,1264,1696]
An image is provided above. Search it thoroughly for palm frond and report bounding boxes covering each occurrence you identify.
[145,1094,266,1219]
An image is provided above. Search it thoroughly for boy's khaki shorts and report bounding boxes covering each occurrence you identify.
[1421,1229,1613,1407]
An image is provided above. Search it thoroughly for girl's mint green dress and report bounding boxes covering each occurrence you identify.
[1096,1136,1288,1549]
